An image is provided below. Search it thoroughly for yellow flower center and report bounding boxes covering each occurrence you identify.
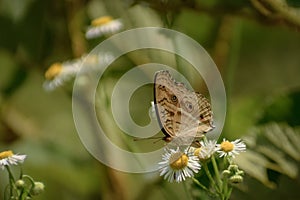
[169,152,189,170]
[91,16,113,26]
[194,148,201,156]
[45,63,62,80]
[220,141,234,152]
[0,150,14,159]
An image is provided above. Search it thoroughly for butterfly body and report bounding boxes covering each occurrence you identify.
[153,70,214,145]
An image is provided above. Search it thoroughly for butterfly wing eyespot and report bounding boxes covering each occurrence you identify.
[184,101,193,112]
[154,70,214,144]
[171,95,177,102]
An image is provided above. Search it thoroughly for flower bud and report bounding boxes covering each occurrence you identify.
[236,170,244,176]
[228,164,239,172]
[31,182,45,196]
[229,174,243,184]
[15,179,25,189]
[222,170,231,178]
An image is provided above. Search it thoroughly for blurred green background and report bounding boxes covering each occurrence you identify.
[1,0,300,199]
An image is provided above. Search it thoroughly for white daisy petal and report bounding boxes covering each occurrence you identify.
[85,17,123,39]
[43,59,81,91]
[216,138,246,158]
[43,52,114,91]
[158,147,201,183]
[0,151,26,170]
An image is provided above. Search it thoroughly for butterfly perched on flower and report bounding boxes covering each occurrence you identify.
[153,70,214,146]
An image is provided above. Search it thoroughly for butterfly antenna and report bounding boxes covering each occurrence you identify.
[153,138,163,144]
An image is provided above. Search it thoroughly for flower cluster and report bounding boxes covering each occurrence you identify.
[222,164,245,184]
[43,52,114,91]
[158,138,246,183]
[43,15,122,91]
[0,150,45,199]
[157,137,246,199]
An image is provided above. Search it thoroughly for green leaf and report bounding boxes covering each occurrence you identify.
[235,123,300,188]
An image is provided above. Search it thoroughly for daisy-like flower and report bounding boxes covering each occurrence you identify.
[0,150,26,170]
[85,16,123,39]
[194,139,217,160]
[43,58,82,91]
[216,138,246,158]
[158,147,200,183]
[43,52,115,91]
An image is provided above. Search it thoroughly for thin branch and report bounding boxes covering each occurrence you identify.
[263,0,300,27]
[184,2,300,31]
[250,0,273,16]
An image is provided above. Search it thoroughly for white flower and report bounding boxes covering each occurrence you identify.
[158,147,200,183]
[43,53,114,91]
[43,59,81,91]
[0,150,26,170]
[216,138,246,158]
[194,140,217,160]
[85,16,123,39]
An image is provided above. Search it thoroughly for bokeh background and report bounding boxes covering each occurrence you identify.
[1,0,300,199]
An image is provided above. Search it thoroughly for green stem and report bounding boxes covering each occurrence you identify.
[5,165,16,197]
[211,154,222,189]
[192,177,210,192]
[192,177,216,197]
[225,187,233,200]
[222,178,228,200]
[223,156,228,167]
[221,157,235,200]
[4,185,10,200]
[19,175,36,200]
[22,175,35,186]
[5,165,15,182]
[203,163,219,194]
[19,188,27,200]
[192,177,208,191]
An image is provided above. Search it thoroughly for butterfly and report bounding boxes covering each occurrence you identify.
[153,70,214,146]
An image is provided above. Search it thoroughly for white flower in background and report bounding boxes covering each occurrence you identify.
[85,16,123,39]
[216,138,246,158]
[0,150,26,170]
[194,140,217,160]
[43,58,81,91]
[158,147,200,183]
[43,52,114,91]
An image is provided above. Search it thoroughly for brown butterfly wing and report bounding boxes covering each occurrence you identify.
[154,70,180,139]
[154,70,214,142]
